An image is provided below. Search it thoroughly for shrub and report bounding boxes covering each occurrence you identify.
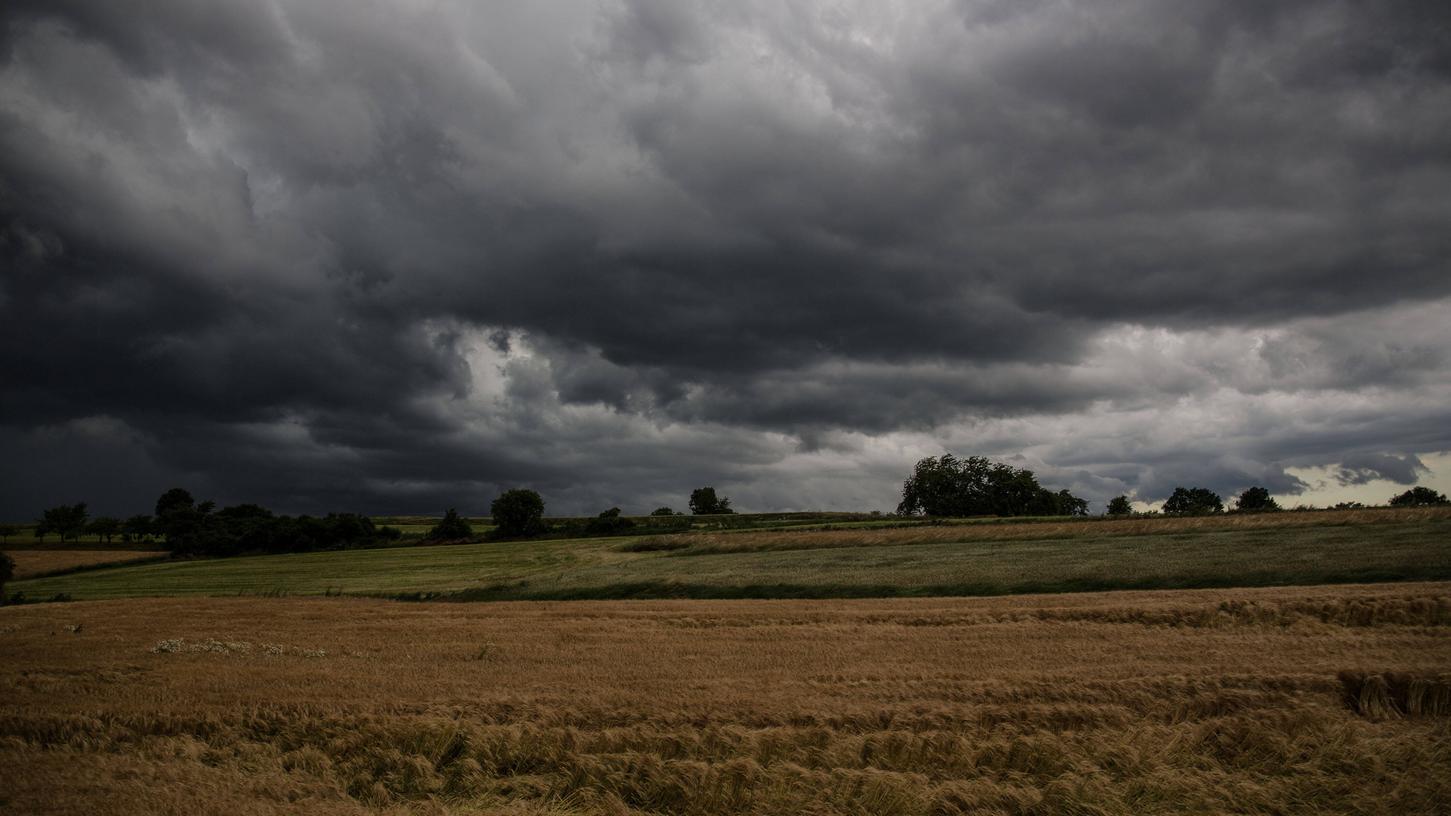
[0,552,13,599]
[650,507,678,516]
[427,509,475,541]
[586,507,636,536]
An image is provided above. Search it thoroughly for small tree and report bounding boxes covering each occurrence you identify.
[155,488,196,518]
[1388,487,1450,507]
[689,487,733,515]
[122,515,153,542]
[1106,496,1133,516]
[88,517,122,543]
[650,507,678,516]
[1162,487,1223,515]
[427,508,475,541]
[0,524,17,544]
[1234,486,1280,512]
[41,503,89,542]
[491,489,547,537]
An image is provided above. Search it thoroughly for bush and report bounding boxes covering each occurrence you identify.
[426,508,474,541]
[1389,487,1449,507]
[650,507,678,516]
[586,507,636,536]
[1106,496,1133,516]
[491,489,547,538]
[0,552,13,599]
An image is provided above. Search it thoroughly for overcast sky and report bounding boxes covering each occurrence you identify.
[3,1,1450,518]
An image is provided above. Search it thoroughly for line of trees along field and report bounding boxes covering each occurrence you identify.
[15,456,1450,560]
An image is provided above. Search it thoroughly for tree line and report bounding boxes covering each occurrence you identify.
[898,454,1449,518]
[22,489,402,557]
[12,484,743,558]
[13,468,1448,562]
[1105,483,1449,516]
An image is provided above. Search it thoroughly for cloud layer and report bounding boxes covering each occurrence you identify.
[3,0,1450,516]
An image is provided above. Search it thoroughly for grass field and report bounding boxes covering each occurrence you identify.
[8,507,1451,602]
[2,582,1448,814]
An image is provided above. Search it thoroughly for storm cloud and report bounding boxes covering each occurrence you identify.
[2,0,1449,516]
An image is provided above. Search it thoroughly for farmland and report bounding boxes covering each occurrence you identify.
[5,507,1449,814]
[8,507,1451,602]
[2,582,1449,815]
[3,549,167,580]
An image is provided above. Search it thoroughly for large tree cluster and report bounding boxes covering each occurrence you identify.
[897,455,1088,518]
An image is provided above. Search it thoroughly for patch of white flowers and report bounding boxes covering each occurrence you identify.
[150,638,326,657]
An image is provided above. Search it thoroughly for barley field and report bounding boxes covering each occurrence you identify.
[3,582,1449,814]
[9,507,1451,601]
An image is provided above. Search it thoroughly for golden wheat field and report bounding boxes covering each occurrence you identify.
[3,582,1450,815]
[3,549,166,580]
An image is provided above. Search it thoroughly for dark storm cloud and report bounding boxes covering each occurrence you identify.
[2,0,1450,516]
[1336,453,1429,486]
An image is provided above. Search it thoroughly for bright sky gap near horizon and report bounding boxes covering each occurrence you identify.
[2,1,1449,518]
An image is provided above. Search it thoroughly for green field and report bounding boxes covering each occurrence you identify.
[9,509,1450,601]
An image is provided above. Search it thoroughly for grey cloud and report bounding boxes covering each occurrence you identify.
[1336,453,1429,486]
[2,1,1450,517]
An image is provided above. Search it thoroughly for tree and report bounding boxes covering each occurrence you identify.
[1106,496,1133,516]
[897,454,1088,517]
[0,524,17,544]
[689,487,733,515]
[122,515,153,542]
[650,507,678,516]
[152,488,211,555]
[427,508,475,541]
[1234,486,1280,512]
[1049,489,1090,517]
[586,507,635,536]
[1388,487,1450,507]
[40,503,89,542]
[491,489,547,537]
[0,552,13,601]
[88,517,122,543]
[155,488,196,518]
[1162,487,1223,515]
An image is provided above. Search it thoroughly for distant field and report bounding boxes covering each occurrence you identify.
[2,549,167,580]
[9,507,1451,601]
[2,583,1448,814]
